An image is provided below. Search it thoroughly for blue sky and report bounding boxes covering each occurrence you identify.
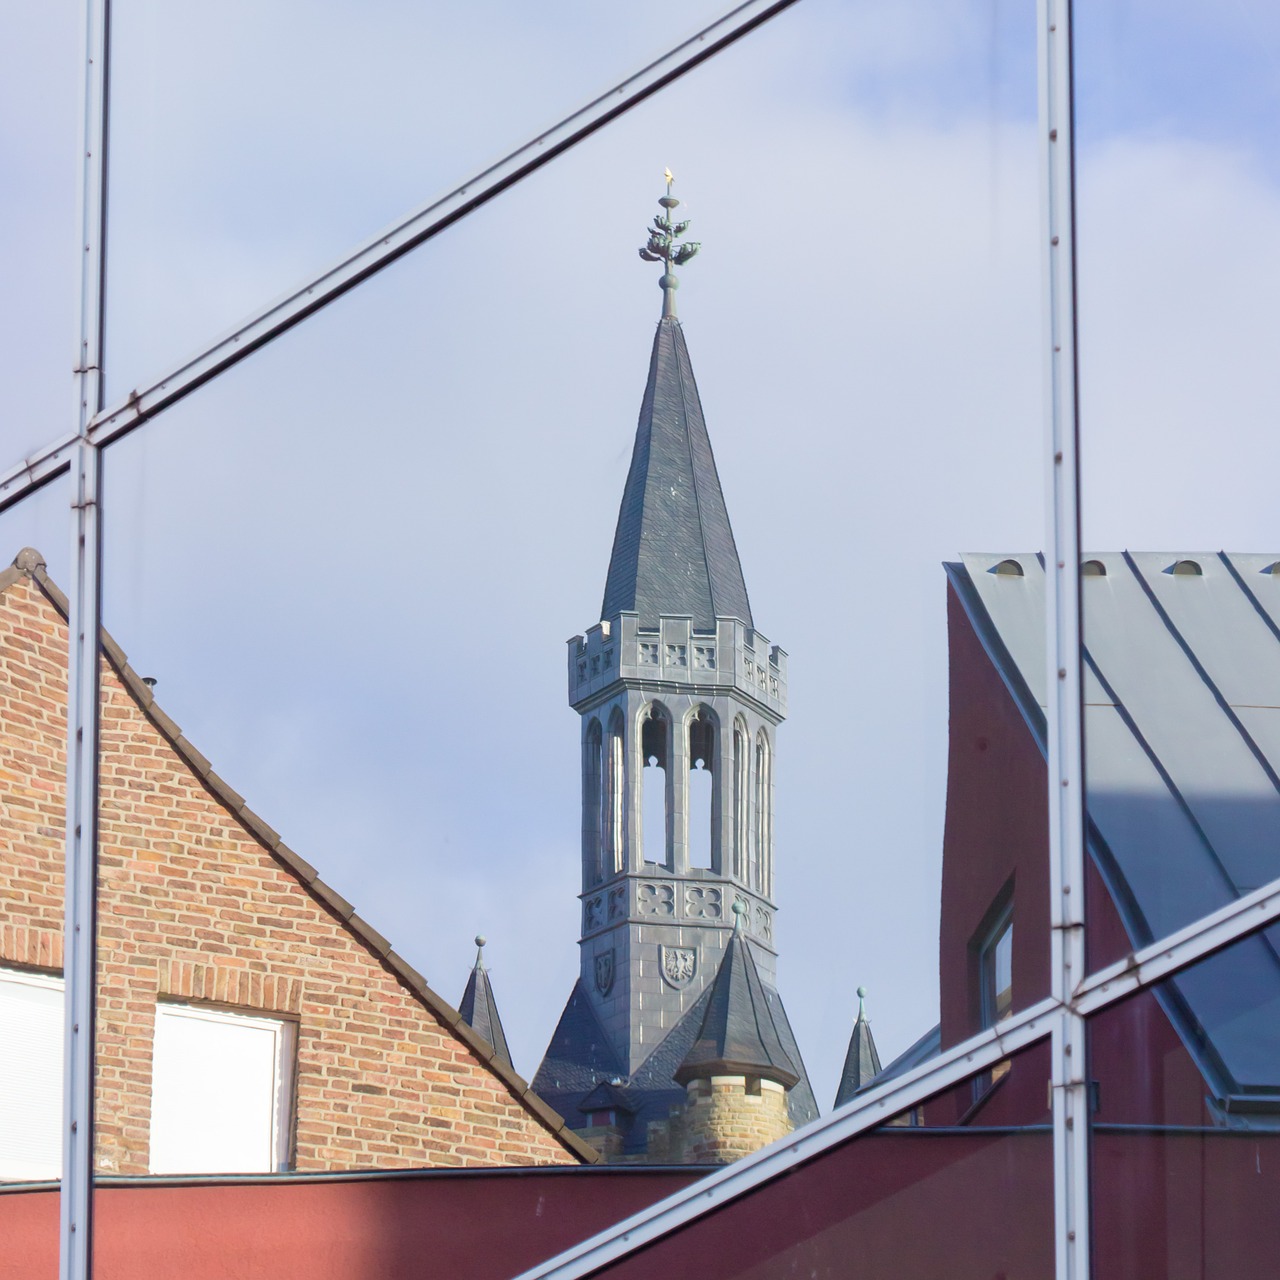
[2,0,1278,1114]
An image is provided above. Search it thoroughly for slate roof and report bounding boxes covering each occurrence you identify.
[533,974,817,1157]
[949,551,1280,1121]
[0,549,596,1165]
[833,992,883,1110]
[458,940,513,1072]
[674,926,799,1089]
[600,317,753,631]
[532,981,628,1133]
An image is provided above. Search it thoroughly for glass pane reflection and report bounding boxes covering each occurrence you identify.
[1089,926,1280,1280]
[580,1046,1053,1280]
[1075,3,1280,981]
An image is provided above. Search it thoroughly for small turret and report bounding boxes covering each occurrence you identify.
[673,902,797,1163]
[458,935,514,1071]
[834,985,883,1109]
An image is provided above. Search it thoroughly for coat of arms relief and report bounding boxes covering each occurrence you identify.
[659,944,697,989]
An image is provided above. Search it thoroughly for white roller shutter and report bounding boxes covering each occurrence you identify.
[149,1003,293,1174]
[0,968,64,1181]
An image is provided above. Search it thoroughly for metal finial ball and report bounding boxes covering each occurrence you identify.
[857,986,868,999]
[475,935,486,949]
[732,900,746,916]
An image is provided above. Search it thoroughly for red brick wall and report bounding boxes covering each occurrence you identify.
[0,565,583,1172]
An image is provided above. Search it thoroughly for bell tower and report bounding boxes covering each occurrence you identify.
[534,180,815,1158]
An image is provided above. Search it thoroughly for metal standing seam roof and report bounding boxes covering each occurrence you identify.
[600,317,753,631]
[948,552,1280,1115]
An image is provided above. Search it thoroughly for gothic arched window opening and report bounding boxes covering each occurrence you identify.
[583,718,603,886]
[641,704,672,869]
[687,708,717,871]
[754,728,772,895]
[732,716,749,881]
[604,708,626,878]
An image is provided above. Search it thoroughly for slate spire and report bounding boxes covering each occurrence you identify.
[458,935,514,1071]
[674,903,799,1088]
[602,182,753,631]
[834,986,883,1109]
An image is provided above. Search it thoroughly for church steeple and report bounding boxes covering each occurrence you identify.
[602,182,752,631]
[534,182,815,1161]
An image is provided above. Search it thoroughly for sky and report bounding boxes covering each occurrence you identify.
[1,0,1279,1113]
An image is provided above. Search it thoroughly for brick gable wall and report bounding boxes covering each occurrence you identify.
[0,563,586,1172]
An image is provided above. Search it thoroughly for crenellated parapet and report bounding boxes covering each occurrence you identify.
[568,612,788,719]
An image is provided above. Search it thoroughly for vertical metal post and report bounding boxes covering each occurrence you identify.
[64,0,109,1276]
[1039,1,1090,1278]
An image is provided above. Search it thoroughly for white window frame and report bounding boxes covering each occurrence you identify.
[148,1002,295,1176]
[0,966,65,1182]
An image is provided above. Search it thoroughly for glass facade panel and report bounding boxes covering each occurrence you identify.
[0,4,1081,1270]
[1075,2,1280,969]
[0,4,81,451]
[571,1047,1053,1280]
[101,0,735,398]
[1088,926,1280,1278]
[81,0,1048,1161]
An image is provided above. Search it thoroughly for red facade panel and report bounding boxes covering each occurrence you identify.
[0,1168,701,1280]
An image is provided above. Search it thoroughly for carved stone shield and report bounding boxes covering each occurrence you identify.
[594,949,616,997]
[660,945,697,990]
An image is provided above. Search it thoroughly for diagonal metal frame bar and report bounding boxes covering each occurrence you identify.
[518,996,1061,1280]
[1075,874,1280,1016]
[512,871,1280,1279]
[0,0,800,519]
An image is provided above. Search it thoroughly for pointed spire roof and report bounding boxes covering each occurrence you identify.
[602,181,752,632]
[674,903,799,1088]
[834,987,883,1109]
[458,936,513,1071]
[600,317,753,631]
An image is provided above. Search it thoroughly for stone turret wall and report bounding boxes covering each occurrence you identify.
[679,1076,792,1164]
[568,613,788,717]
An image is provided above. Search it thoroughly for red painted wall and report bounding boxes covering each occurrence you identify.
[0,1167,702,1280]
[523,1130,1280,1280]
[937,585,1212,1130]
[573,1129,1055,1280]
[939,583,1051,1053]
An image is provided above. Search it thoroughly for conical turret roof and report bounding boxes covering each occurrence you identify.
[834,988,882,1109]
[458,937,513,1072]
[600,317,753,631]
[674,907,799,1089]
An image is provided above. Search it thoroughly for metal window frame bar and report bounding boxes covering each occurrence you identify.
[0,0,801,520]
[1074,876,1280,1016]
[60,0,110,1276]
[1039,2,1090,1277]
